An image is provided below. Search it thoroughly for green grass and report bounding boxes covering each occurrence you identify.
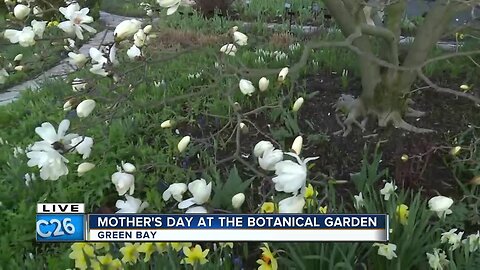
[101,0,150,17]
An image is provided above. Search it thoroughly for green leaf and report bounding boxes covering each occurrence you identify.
[210,166,254,209]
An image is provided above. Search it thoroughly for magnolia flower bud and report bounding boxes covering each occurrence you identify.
[178,136,191,153]
[460,84,470,91]
[33,6,43,17]
[220,43,237,56]
[68,52,88,67]
[14,4,30,20]
[127,45,141,59]
[253,141,274,157]
[63,100,73,111]
[14,65,24,71]
[77,162,95,176]
[259,77,269,92]
[114,19,142,41]
[291,136,303,155]
[233,102,241,112]
[161,120,173,128]
[143,25,152,34]
[233,31,248,46]
[14,54,23,62]
[239,122,248,134]
[76,99,96,118]
[292,97,304,112]
[278,67,289,82]
[122,162,136,173]
[239,79,255,96]
[232,193,245,209]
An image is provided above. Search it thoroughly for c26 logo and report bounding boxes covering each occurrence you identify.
[36,215,85,241]
[36,218,75,237]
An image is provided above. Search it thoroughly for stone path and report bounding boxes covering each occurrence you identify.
[0,12,141,106]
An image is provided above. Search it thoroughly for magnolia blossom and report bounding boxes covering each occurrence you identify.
[373,243,397,260]
[278,67,289,82]
[157,0,194,15]
[0,69,9,84]
[76,99,96,118]
[68,52,88,67]
[111,172,135,196]
[428,195,453,219]
[233,31,248,46]
[116,195,149,213]
[258,147,283,171]
[89,47,108,76]
[34,119,78,146]
[291,136,303,155]
[220,44,237,56]
[4,27,35,47]
[31,20,47,38]
[279,195,305,213]
[253,141,274,157]
[14,4,30,20]
[134,29,147,47]
[426,248,449,270]
[77,162,95,176]
[232,193,245,209]
[178,179,212,209]
[258,77,269,92]
[69,136,93,159]
[143,25,152,34]
[272,153,319,195]
[26,141,69,181]
[127,45,142,59]
[114,19,141,41]
[14,65,24,71]
[441,229,464,251]
[121,162,136,173]
[33,6,43,17]
[239,79,255,96]
[185,206,208,213]
[380,181,397,201]
[163,183,188,202]
[292,97,304,112]
[58,3,96,40]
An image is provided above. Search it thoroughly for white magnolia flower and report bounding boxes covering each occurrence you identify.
[163,183,188,202]
[185,206,208,213]
[31,20,47,38]
[292,97,304,112]
[232,193,245,209]
[428,196,453,219]
[4,27,36,47]
[291,136,303,155]
[89,47,108,76]
[258,147,283,171]
[157,0,194,15]
[279,195,305,213]
[116,195,149,213]
[77,162,95,176]
[178,179,212,209]
[33,6,43,17]
[26,141,69,181]
[34,119,78,146]
[441,229,464,251]
[220,43,237,56]
[462,232,480,252]
[272,152,319,195]
[112,172,135,196]
[14,4,30,20]
[278,67,289,82]
[426,248,449,270]
[76,99,96,118]
[69,136,93,159]
[14,54,23,62]
[127,45,142,59]
[380,181,397,201]
[0,69,9,84]
[239,79,255,96]
[373,243,397,260]
[258,77,269,92]
[58,3,96,40]
[134,29,146,47]
[68,52,88,67]
[114,19,141,41]
[354,192,365,209]
[177,136,191,153]
[233,31,248,46]
[253,140,274,157]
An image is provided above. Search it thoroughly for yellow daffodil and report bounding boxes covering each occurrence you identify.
[138,242,156,262]
[181,244,209,266]
[47,20,59,27]
[155,243,168,253]
[69,243,95,259]
[120,243,140,265]
[90,259,102,270]
[256,243,278,270]
[169,242,192,252]
[219,242,234,249]
[108,259,123,270]
[260,202,276,213]
[304,184,318,207]
[396,204,409,225]
[93,242,110,252]
[319,205,328,214]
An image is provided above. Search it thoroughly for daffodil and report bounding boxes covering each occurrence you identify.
[181,244,209,266]
[93,242,110,251]
[396,204,409,225]
[155,243,168,253]
[169,242,192,252]
[380,181,397,201]
[441,229,463,251]
[319,205,328,214]
[96,253,122,270]
[354,192,365,209]
[260,202,276,213]
[69,243,95,270]
[256,243,278,270]
[219,242,234,249]
[428,195,453,219]
[138,243,156,262]
[120,243,140,264]
[304,184,318,207]
[426,248,449,270]
[373,243,397,260]
[462,231,480,252]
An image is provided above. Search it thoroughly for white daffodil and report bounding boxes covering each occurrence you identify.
[77,162,95,176]
[292,97,304,112]
[4,27,36,47]
[279,195,305,213]
[58,3,96,40]
[462,231,480,252]
[14,4,30,20]
[239,79,255,96]
[68,52,88,67]
[441,229,464,251]
[177,136,191,153]
[76,99,96,118]
[163,183,188,202]
[26,141,69,181]
[69,136,93,159]
[291,136,303,155]
[373,243,397,260]
[272,152,319,195]
[254,141,274,157]
[127,45,142,60]
[114,19,141,41]
[112,172,135,196]
[185,206,208,213]
[34,119,78,146]
[31,20,47,38]
[354,192,365,209]
[116,195,149,213]
[428,195,453,219]
[157,0,194,15]
[426,248,449,270]
[231,193,245,209]
[380,181,397,201]
[278,67,289,82]
[259,77,269,92]
[178,179,212,209]
[161,120,173,128]
[0,69,9,84]
[134,29,146,47]
[233,31,248,46]
[220,43,237,56]
[258,147,283,171]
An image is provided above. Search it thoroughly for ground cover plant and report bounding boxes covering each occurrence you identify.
[0,0,480,269]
